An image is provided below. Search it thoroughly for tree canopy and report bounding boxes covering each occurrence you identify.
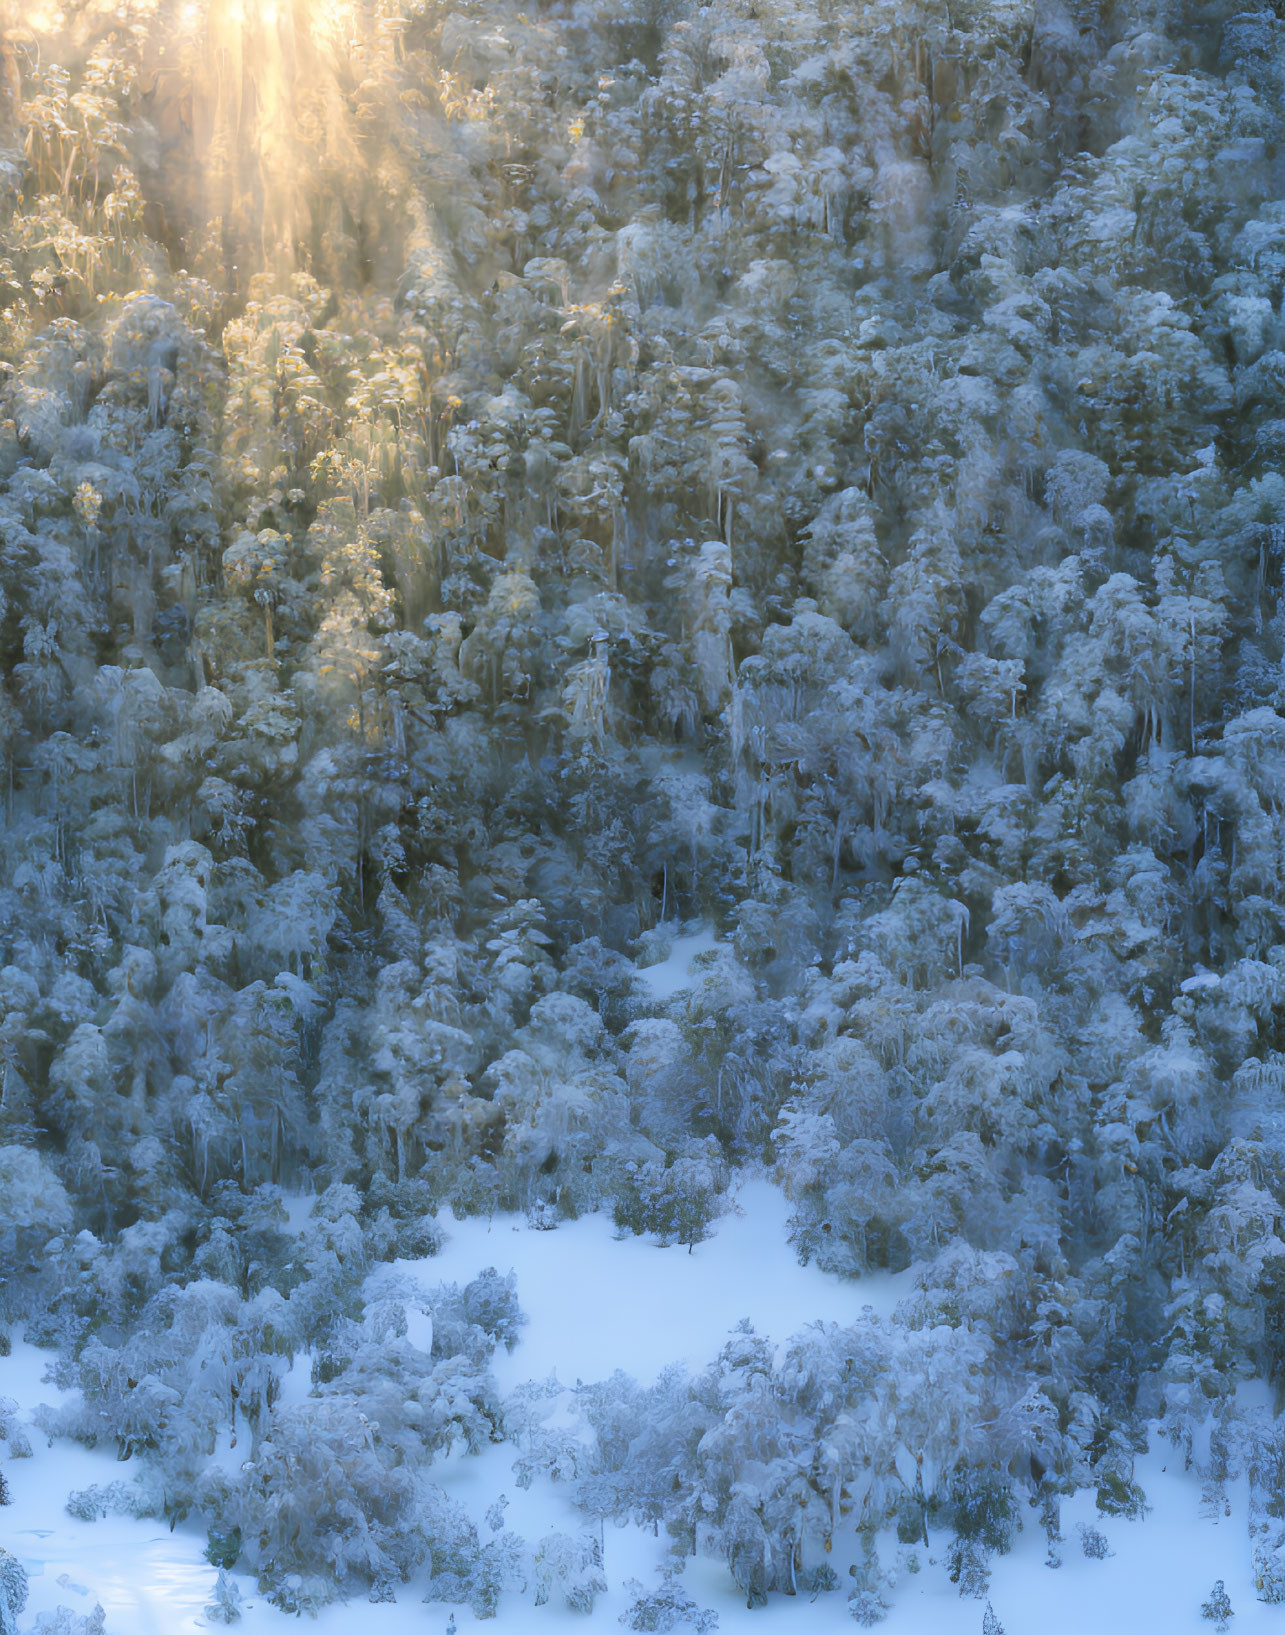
[1,0,1284,1620]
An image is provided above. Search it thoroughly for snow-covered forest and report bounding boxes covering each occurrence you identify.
[1,0,1285,1627]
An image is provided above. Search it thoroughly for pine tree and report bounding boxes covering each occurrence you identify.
[983,1604,1006,1635]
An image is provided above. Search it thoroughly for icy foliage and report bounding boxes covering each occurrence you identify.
[0,1550,27,1635]
[1,0,1284,1622]
[620,1571,720,1632]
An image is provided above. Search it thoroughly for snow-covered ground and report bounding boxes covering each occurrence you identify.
[635,924,721,1001]
[1,1187,1274,1634]
[401,1176,906,1388]
[4,1343,212,1632]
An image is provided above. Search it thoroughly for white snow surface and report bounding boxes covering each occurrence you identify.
[634,924,721,1000]
[1,1189,1277,1634]
[407,1176,905,1388]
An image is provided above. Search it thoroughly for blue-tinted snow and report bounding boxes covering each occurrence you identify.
[405,1175,906,1387]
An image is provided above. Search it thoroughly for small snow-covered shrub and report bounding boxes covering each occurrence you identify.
[848,1586,890,1626]
[946,1537,991,1599]
[29,1608,106,1635]
[64,1488,103,1522]
[611,1148,727,1252]
[428,1268,525,1362]
[204,1568,243,1624]
[459,1267,526,1352]
[1079,1524,1112,1559]
[421,1484,528,1620]
[0,1548,28,1635]
[262,1573,330,1616]
[1201,1579,1234,1630]
[65,1480,153,1522]
[1095,1468,1149,1519]
[619,1571,720,1632]
[531,1532,606,1612]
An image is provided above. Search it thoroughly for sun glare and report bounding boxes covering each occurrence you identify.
[11,0,386,293]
